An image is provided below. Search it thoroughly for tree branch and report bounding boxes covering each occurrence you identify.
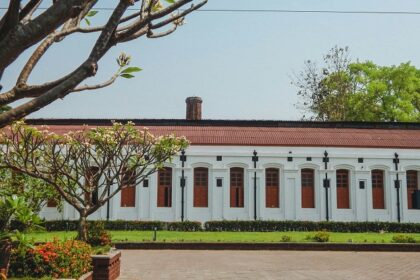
[147,24,177,38]
[72,73,119,92]
[0,0,87,73]
[0,0,21,40]
[0,0,132,128]
[19,0,42,24]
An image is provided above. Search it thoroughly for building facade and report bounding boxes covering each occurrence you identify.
[38,98,420,223]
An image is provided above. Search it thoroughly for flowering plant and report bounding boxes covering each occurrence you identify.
[87,221,112,247]
[9,239,92,278]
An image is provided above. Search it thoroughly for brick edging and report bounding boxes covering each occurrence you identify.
[114,242,420,252]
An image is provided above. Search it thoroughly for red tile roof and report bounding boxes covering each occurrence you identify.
[29,120,420,149]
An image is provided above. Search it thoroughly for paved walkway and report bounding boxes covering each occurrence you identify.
[119,250,420,280]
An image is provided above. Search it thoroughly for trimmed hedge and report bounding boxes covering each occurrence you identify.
[42,220,420,233]
[42,220,202,232]
[203,220,420,233]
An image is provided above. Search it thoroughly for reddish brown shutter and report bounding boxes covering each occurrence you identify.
[265,168,279,208]
[336,169,350,209]
[47,199,58,208]
[407,170,418,209]
[85,166,100,206]
[230,167,244,208]
[301,169,315,208]
[194,167,208,207]
[372,170,385,209]
[157,167,172,207]
[120,168,136,207]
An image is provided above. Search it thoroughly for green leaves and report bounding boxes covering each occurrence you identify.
[165,0,176,3]
[120,66,142,79]
[86,10,99,17]
[120,73,135,79]
[295,46,420,122]
[84,10,98,26]
[121,67,142,74]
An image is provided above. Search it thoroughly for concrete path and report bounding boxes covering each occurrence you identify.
[119,250,420,280]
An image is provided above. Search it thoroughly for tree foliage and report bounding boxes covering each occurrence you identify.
[0,121,189,240]
[0,169,59,214]
[0,0,207,128]
[293,46,420,122]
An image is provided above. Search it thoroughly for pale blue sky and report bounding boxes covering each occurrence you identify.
[2,0,420,120]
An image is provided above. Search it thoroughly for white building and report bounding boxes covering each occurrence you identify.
[38,97,420,223]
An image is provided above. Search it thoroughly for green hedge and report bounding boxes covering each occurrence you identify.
[203,220,420,233]
[41,220,420,233]
[42,220,202,232]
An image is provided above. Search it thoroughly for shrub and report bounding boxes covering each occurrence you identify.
[9,239,92,279]
[391,234,417,244]
[166,221,202,231]
[41,219,420,234]
[43,220,202,232]
[280,235,292,242]
[87,221,112,247]
[313,231,330,242]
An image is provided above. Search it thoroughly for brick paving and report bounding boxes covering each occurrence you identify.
[119,250,420,280]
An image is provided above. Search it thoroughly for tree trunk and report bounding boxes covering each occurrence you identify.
[77,214,88,242]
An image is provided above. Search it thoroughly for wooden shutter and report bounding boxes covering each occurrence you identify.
[47,199,58,208]
[336,169,350,209]
[121,168,136,207]
[265,168,279,208]
[84,166,99,206]
[301,169,315,208]
[230,167,244,208]
[407,170,418,209]
[194,167,208,207]
[372,170,385,209]
[157,167,172,207]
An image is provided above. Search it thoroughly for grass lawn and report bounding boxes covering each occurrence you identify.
[26,230,420,244]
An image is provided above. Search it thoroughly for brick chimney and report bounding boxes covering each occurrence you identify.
[185,96,202,120]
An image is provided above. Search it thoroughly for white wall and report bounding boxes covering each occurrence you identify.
[40,145,420,223]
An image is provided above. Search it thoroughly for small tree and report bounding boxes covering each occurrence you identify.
[0,121,188,240]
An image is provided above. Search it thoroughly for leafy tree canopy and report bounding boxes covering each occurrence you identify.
[294,46,420,122]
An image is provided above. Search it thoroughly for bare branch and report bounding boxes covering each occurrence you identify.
[19,0,43,24]
[0,0,21,40]
[147,24,177,38]
[152,1,207,30]
[72,73,119,92]
[0,0,86,73]
[0,0,132,128]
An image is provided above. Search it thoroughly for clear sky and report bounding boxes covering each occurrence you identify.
[2,0,420,120]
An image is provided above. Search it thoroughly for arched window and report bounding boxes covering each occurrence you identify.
[301,168,315,208]
[407,170,419,209]
[194,167,209,207]
[230,167,244,208]
[265,168,279,208]
[157,167,172,207]
[336,169,350,209]
[121,167,136,207]
[372,169,385,209]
